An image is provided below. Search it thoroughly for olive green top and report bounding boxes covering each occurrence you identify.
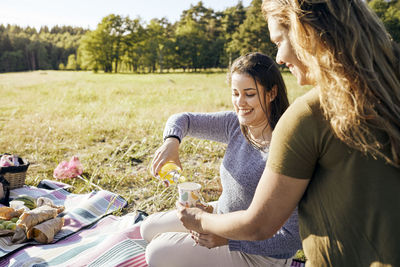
[267,88,400,267]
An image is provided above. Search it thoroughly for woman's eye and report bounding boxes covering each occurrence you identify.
[246,94,256,97]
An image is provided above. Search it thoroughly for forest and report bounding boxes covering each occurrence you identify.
[0,0,399,73]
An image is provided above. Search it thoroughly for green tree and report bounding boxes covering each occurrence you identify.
[142,18,175,72]
[220,1,247,66]
[66,54,77,70]
[0,24,85,72]
[78,15,126,72]
[122,17,146,72]
[369,0,400,43]
[175,1,224,71]
[228,0,276,59]
[0,50,24,72]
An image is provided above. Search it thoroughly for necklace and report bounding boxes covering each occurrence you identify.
[253,139,270,153]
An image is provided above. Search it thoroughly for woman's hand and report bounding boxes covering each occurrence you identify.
[176,202,205,233]
[151,137,181,177]
[190,231,228,249]
[195,202,214,213]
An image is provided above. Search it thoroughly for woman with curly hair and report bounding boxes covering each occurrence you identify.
[178,1,400,266]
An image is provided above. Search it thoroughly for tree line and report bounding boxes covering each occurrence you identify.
[0,0,399,73]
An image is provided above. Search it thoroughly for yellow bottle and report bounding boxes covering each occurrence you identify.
[157,161,186,187]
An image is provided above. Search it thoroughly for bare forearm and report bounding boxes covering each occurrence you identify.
[182,169,309,241]
[200,209,276,241]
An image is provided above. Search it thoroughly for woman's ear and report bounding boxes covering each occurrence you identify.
[269,85,278,102]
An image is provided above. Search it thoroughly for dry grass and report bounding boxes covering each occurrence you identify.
[0,70,310,214]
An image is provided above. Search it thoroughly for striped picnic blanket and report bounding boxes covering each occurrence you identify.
[0,213,147,267]
[0,179,139,266]
[0,180,305,267]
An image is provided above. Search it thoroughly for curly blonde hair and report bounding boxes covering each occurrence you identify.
[262,0,400,167]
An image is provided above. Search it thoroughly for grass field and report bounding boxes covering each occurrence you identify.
[0,70,310,214]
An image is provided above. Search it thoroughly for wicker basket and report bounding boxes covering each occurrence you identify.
[0,155,30,189]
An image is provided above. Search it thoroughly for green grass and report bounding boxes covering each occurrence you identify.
[0,70,310,214]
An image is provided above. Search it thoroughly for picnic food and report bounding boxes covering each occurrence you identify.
[157,161,186,187]
[36,197,65,213]
[13,195,37,210]
[0,207,24,221]
[0,218,18,230]
[30,217,64,243]
[17,205,59,231]
[9,203,65,244]
[0,215,21,237]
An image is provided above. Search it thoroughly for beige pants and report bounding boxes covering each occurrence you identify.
[140,209,293,267]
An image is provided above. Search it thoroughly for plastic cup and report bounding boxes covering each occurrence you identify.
[178,182,202,207]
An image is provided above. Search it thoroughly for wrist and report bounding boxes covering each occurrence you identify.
[197,209,207,232]
[164,135,181,143]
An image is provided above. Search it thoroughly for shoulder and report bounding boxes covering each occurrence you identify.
[224,111,239,124]
[276,88,323,133]
[288,88,320,116]
[268,88,325,179]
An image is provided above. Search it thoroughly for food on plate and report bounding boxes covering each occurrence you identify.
[0,207,24,220]
[6,222,16,230]
[0,217,21,237]
[0,199,66,244]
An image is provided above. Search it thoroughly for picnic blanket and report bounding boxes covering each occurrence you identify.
[0,180,305,267]
[0,180,149,267]
[0,214,147,267]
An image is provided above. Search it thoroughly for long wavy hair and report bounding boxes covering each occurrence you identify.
[262,0,400,167]
[227,52,289,149]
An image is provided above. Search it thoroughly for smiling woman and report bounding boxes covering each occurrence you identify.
[228,52,289,149]
[140,53,300,267]
[268,18,310,86]
[177,0,400,266]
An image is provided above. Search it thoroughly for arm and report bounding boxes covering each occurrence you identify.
[177,167,309,240]
[152,111,237,175]
[227,207,300,256]
[151,137,181,176]
[163,111,237,144]
[177,91,319,239]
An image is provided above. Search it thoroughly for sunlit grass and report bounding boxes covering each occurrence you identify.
[0,70,310,214]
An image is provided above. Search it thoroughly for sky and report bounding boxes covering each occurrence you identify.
[0,0,252,30]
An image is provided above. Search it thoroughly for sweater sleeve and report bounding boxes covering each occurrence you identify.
[228,208,302,259]
[163,111,238,144]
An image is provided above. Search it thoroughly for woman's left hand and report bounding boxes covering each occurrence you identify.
[190,230,228,249]
[176,202,204,233]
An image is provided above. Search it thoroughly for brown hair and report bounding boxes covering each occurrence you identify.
[227,52,289,149]
[262,0,400,166]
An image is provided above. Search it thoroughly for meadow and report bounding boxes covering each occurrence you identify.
[0,70,310,214]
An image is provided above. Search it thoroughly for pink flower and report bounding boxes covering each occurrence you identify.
[0,155,15,167]
[53,156,83,180]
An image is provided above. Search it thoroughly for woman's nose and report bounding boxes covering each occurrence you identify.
[237,94,246,105]
[275,49,284,65]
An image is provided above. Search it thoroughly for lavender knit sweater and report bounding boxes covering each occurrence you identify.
[163,111,301,259]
